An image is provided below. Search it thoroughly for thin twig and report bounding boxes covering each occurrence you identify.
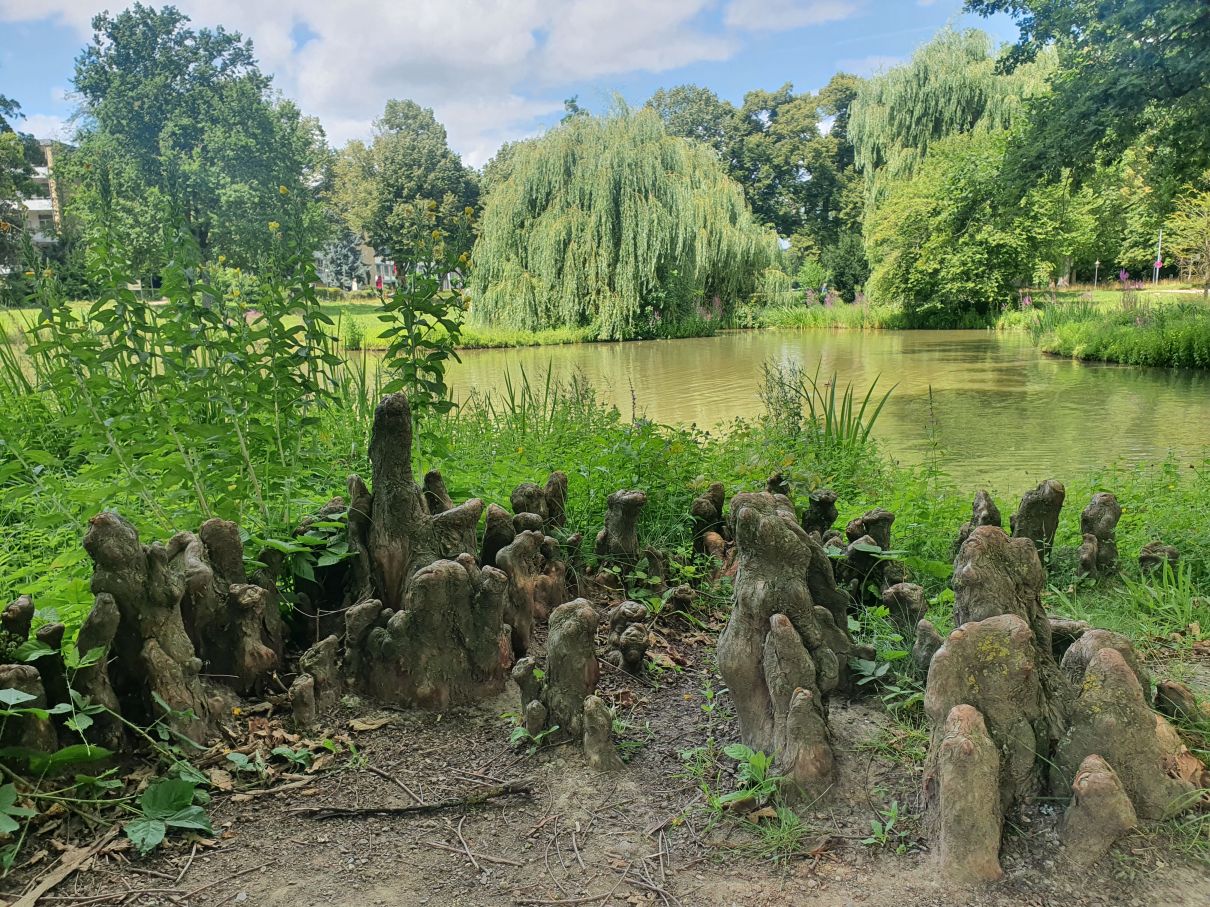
[456,816,482,874]
[174,844,198,885]
[424,841,523,867]
[366,764,424,804]
[13,827,120,907]
[184,862,274,899]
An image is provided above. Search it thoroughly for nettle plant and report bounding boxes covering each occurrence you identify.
[9,199,341,541]
[377,199,475,422]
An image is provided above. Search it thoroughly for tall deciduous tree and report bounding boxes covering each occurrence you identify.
[1166,188,1210,298]
[866,130,1033,321]
[966,0,1210,185]
[646,85,736,158]
[648,77,867,293]
[69,4,329,271]
[470,107,776,340]
[850,29,1049,205]
[0,96,38,287]
[330,99,477,259]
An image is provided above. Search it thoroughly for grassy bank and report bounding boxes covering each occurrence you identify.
[1038,303,1210,368]
[757,299,906,331]
[994,285,1210,368]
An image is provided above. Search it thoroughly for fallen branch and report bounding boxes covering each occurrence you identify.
[12,827,120,907]
[365,764,423,804]
[424,841,524,867]
[288,779,533,820]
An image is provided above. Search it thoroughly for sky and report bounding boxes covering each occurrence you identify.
[0,0,1017,167]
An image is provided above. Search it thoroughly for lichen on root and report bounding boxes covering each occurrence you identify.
[717,492,851,799]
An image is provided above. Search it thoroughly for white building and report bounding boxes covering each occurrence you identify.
[12,143,64,250]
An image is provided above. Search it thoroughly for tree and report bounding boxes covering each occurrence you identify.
[561,96,588,123]
[330,99,477,259]
[470,107,777,340]
[648,79,865,268]
[850,29,1049,205]
[315,226,368,290]
[0,94,22,132]
[866,130,1035,322]
[966,0,1210,185]
[1166,187,1210,298]
[479,139,533,198]
[70,4,329,271]
[646,85,736,157]
[0,96,37,290]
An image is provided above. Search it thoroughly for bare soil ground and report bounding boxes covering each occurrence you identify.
[4,613,1207,907]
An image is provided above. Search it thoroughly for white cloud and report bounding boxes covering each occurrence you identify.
[542,0,734,81]
[836,54,903,76]
[724,0,861,32]
[20,112,70,140]
[0,0,857,165]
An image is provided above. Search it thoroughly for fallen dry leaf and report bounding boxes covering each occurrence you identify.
[308,753,334,773]
[207,768,235,791]
[1165,750,1210,789]
[745,806,778,823]
[349,716,392,732]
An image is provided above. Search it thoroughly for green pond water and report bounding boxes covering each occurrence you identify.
[445,329,1210,496]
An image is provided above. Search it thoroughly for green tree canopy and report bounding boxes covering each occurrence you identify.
[866,129,1031,320]
[966,0,1210,185]
[1166,187,1210,298]
[330,99,477,258]
[69,3,329,271]
[0,96,40,285]
[850,28,1049,204]
[647,77,867,287]
[470,107,777,340]
[646,84,735,157]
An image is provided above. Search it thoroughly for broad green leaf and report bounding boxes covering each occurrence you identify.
[140,778,197,819]
[163,805,212,833]
[124,817,167,855]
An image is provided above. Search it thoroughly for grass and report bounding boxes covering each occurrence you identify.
[1039,304,1210,368]
[758,298,906,331]
[994,283,1210,369]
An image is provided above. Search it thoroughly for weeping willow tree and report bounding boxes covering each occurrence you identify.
[470,107,778,340]
[850,29,1053,206]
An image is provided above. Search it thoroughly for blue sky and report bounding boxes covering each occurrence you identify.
[0,1,1016,165]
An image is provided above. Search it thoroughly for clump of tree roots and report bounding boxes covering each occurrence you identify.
[3,404,1205,886]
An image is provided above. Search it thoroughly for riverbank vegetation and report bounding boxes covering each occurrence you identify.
[6,3,1207,353]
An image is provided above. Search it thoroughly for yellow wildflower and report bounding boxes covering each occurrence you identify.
[431,229,442,240]
[232,706,242,716]
[463,207,474,217]
[268,220,281,232]
[279,184,289,195]
[218,254,226,264]
[23,270,35,277]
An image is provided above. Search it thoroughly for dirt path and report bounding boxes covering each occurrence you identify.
[5,616,1208,907]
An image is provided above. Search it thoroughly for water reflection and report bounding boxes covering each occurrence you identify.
[444,330,1209,494]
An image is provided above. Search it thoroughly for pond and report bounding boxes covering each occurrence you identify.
[445,329,1210,495]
